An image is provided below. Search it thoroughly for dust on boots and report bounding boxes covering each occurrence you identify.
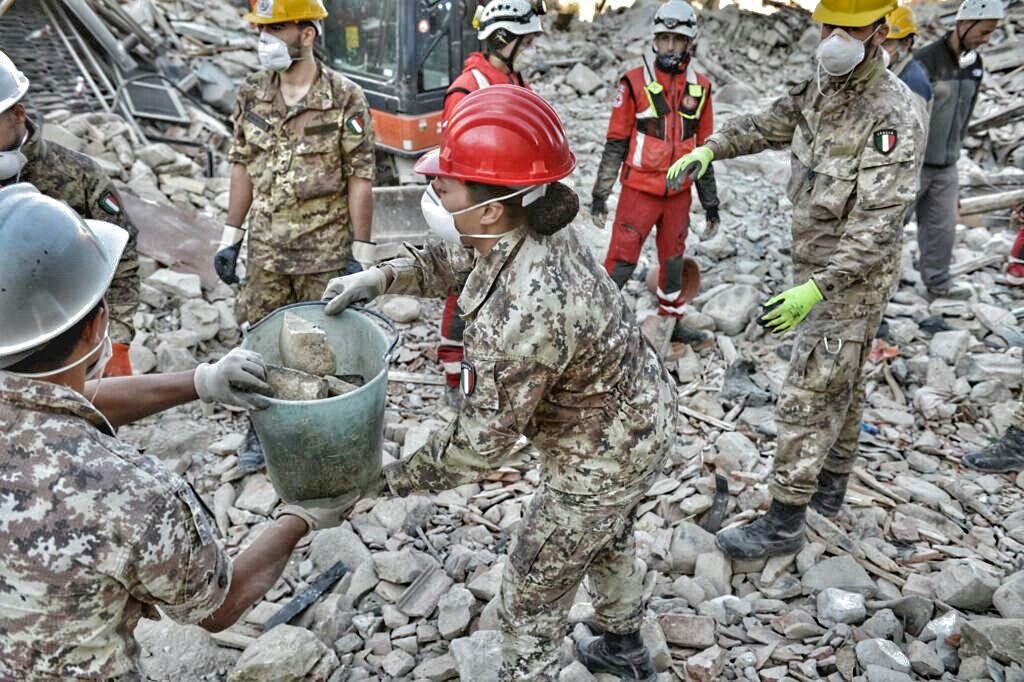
[575,631,657,681]
[715,499,807,560]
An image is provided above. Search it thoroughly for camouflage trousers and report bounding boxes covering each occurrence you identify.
[769,302,884,506]
[236,263,345,325]
[498,485,646,681]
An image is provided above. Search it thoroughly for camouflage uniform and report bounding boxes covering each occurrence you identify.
[380,227,677,680]
[3,119,138,344]
[0,372,231,679]
[707,54,926,505]
[229,61,376,324]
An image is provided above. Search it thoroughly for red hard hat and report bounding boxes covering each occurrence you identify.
[415,85,576,187]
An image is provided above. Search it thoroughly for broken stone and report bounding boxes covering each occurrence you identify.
[801,555,875,596]
[959,618,1024,666]
[698,595,752,626]
[907,640,945,677]
[993,570,1024,619]
[929,329,972,364]
[684,645,725,682]
[397,567,453,618]
[228,625,329,682]
[279,312,337,376]
[565,62,603,94]
[265,365,328,401]
[450,630,502,682]
[657,613,716,648]
[669,522,716,574]
[701,284,761,335]
[694,550,732,598]
[855,638,911,674]
[180,299,221,341]
[381,649,416,678]
[437,585,475,640]
[147,268,202,299]
[234,474,279,516]
[816,588,866,626]
[932,560,1000,611]
[381,296,422,323]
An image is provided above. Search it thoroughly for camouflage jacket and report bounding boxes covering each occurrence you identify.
[3,120,139,343]
[0,373,231,680]
[382,227,677,506]
[229,62,376,275]
[708,55,926,305]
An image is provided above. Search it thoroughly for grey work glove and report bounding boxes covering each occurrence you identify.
[276,493,359,532]
[323,268,388,316]
[193,348,270,410]
[351,240,378,270]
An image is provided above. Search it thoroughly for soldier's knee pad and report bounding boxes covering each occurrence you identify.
[609,261,636,289]
[662,256,684,293]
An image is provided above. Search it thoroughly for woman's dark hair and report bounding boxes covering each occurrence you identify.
[6,302,103,374]
[465,181,580,236]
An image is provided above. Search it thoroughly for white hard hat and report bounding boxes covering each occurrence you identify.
[957,0,1004,21]
[0,184,127,369]
[653,0,698,38]
[477,0,546,41]
[0,50,29,114]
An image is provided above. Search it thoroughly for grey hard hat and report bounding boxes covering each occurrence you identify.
[0,183,127,369]
[0,50,29,114]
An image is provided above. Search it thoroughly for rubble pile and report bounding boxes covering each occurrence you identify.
[16,0,1023,680]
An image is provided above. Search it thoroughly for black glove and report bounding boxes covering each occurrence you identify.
[591,194,608,229]
[705,207,719,224]
[214,245,240,285]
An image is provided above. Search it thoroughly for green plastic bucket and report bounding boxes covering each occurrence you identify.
[241,302,398,504]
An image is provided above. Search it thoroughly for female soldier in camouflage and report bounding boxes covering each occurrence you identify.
[322,86,676,681]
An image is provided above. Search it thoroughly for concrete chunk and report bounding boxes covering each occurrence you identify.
[278,312,336,376]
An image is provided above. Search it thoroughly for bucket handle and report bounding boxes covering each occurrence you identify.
[242,300,401,364]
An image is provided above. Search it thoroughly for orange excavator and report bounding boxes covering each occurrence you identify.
[320,1,484,243]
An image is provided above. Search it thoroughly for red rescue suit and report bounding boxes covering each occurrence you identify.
[438,52,530,388]
[602,59,714,317]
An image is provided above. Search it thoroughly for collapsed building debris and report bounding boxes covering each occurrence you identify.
[2,0,1024,679]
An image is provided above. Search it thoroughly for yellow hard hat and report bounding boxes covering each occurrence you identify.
[886,6,918,39]
[243,0,327,25]
[812,0,898,28]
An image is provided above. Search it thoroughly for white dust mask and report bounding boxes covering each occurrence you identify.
[421,185,532,244]
[0,132,28,181]
[11,321,112,381]
[816,29,866,76]
[258,33,298,72]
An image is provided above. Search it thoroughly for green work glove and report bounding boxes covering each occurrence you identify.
[759,279,823,334]
[667,146,715,190]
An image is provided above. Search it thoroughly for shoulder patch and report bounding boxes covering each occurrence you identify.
[873,129,898,154]
[459,361,476,397]
[98,190,121,216]
[614,83,625,108]
[346,114,365,135]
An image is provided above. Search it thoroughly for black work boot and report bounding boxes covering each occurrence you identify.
[576,631,657,681]
[963,426,1024,473]
[237,421,266,473]
[715,499,807,560]
[809,470,850,517]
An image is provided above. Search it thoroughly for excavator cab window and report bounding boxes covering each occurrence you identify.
[417,0,452,91]
[322,0,399,80]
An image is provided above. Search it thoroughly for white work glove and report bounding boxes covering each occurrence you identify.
[276,493,358,531]
[323,268,388,316]
[352,240,378,270]
[193,348,270,410]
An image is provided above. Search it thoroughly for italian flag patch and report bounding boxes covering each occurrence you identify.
[873,129,897,154]
[459,361,476,397]
[346,115,364,135]
[98,190,121,216]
